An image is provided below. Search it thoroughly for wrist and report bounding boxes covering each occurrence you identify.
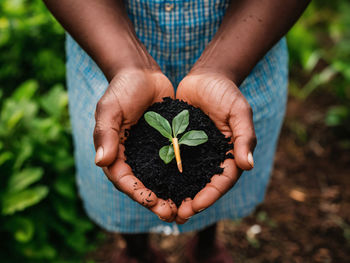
[189,38,243,86]
[102,28,160,81]
[188,59,240,86]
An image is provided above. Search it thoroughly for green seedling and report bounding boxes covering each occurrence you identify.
[144,110,208,173]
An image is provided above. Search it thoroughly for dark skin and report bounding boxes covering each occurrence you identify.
[44,0,310,261]
[175,0,311,223]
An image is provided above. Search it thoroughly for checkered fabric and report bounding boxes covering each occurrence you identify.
[66,0,289,234]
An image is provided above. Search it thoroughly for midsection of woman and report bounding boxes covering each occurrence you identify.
[125,0,231,87]
[65,0,288,234]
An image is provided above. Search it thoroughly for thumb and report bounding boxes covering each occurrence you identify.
[93,96,122,167]
[229,102,257,170]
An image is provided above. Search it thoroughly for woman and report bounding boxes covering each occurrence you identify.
[44,0,310,262]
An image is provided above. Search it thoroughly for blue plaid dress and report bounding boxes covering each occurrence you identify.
[66,0,288,234]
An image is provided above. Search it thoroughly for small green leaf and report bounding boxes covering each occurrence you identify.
[53,176,76,200]
[179,130,208,146]
[0,151,13,166]
[22,244,57,259]
[40,84,68,117]
[53,199,78,223]
[4,216,35,243]
[2,186,49,215]
[13,137,33,170]
[144,111,172,140]
[12,79,38,101]
[325,105,349,127]
[13,217,35,243]
[7,167,44,193]
[159,145,175,164]
[172,110,189,137]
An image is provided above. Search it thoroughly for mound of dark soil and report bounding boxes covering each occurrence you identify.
[124,97,233,207]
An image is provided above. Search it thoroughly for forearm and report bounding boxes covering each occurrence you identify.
[191,0,311,85]
[43,0,157,81]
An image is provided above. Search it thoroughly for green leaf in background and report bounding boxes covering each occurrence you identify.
[289,66,337,100]
[12,79,38,101]
[144,111,172,140]
[4,217,35,243]
[23,244,57,260]
[13,137,34,170]
[35,49,66,83]
[53,176,76,200]
[6,106,24,129]
[0,0,101,261]
[304,51,321,72]
[0,99,38,133]
[332,60,350,81]
[15,219,34,243]
[7,167,43,193]
[2,186,49,215]
[325,105,350,127]
[54,199,78,224]
[40,84,68,117]
[66,230,88,253]
[159,145,175,164]
[0,151,13,166]
[172,109,189,137]
[287,22,317,69]
[31,117,61,142]
[179,130,208,146]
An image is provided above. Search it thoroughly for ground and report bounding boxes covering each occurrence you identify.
[91,93,350,263]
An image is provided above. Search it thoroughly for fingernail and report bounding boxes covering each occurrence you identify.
[95,147,104,164]
[185,216,192,220]
[248,152,254,168]
[197,208,205,213]
[158,216,166,221]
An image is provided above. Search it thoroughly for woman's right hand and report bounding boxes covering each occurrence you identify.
[93,68,177,222]
[44,0,178,222]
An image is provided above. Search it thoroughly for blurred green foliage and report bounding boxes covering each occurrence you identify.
[287,0,350,142]
[0,0,102,262]
[0,0,349,262]
[0,81,102,262]
[0,0,65,95]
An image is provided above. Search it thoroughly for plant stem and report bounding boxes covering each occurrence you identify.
[172,137,182,173]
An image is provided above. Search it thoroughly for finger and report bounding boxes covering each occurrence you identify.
[108,157,174,221]
[109,159,158,207]
[176,198,195,224]
[152,72,176,101]
[166,199,178,222]
[93,94,123,167]
[102,167,111,177]
[229,102,257,170]
[192,158,240,212]
[154,199,177,223]
[175,83,195,107]
[151,198,176,222]
[154,86,176,101]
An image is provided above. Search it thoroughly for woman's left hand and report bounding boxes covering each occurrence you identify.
[175,71,257,224]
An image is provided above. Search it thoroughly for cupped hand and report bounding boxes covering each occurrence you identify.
[93,68,177,222]
[175,72,257,224]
